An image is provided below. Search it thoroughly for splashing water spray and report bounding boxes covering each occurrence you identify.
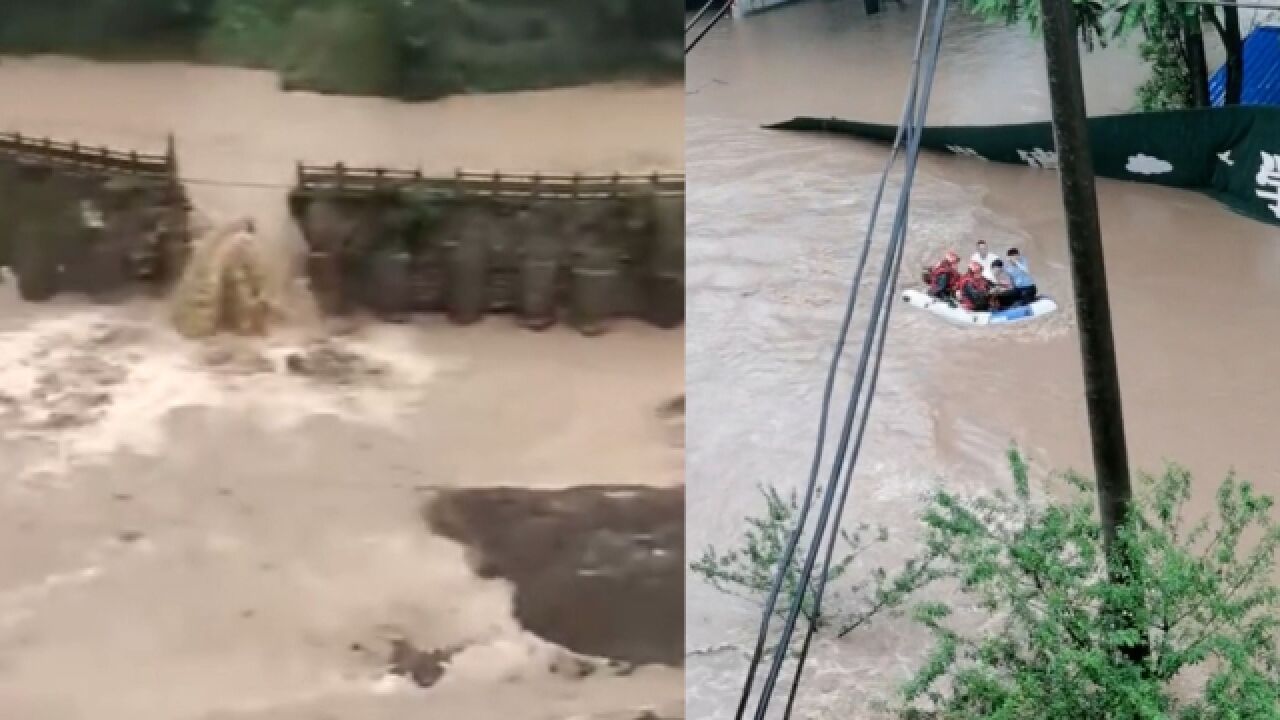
[169,211,320,339]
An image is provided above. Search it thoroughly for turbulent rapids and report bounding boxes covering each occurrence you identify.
[169,217,275,338]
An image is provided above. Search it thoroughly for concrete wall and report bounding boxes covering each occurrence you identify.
[290,168,685,335]
[0,137,687,337]
[0,133,189,302]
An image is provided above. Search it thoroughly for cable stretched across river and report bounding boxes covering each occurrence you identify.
[779,5,948,714]
[686,0,735,55]
[686,0,721,33]
[726,0,949,717]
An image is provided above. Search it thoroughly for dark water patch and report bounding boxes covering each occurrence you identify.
[386,638,462,689]
[424,485,684,667]
[657,395,685,417]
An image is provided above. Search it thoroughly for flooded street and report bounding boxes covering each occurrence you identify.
[686,4,1280,718]
[0,58,683,719]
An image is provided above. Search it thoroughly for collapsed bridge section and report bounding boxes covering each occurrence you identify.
[290,165,685,334]
[0,132,191,302]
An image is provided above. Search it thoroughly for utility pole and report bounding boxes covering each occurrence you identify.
[1035,0,1134,555]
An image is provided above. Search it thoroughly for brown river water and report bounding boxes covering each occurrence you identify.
[686,3,1280,718]
[0,56,683,720]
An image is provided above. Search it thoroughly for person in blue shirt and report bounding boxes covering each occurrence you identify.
[1004,247,1037,305]
[988,259,1018,309]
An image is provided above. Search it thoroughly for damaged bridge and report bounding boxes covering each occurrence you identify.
[0,132,191,302]
[290,165,686,335]
[0,130,686,335]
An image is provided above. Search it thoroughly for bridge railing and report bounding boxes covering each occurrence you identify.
[295,164,685,199]
[0,131,177,178]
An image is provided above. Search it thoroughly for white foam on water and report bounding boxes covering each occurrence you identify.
[369,672,419,696]
[0,564,102,630]
[0,530,149,631]
[0,303,440,476]
[192,672,412,717]
[441,632,592,687]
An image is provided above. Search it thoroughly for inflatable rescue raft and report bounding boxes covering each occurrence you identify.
[902,288,1058,326]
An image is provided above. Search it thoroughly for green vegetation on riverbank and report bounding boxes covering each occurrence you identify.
[960,0,1245,111]
[0,0,682,100]
[694,451,1280,717]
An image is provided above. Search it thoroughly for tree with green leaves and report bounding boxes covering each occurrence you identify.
[900,451,1280,719]
[692,451,1280,717]
[962,0,1247,111]
[0,0,682,100]
[690,485,928,640]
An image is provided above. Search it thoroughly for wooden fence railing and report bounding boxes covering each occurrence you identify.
[295,164,685,199]
[0,132,177,178]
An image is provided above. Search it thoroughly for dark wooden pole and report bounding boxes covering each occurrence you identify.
[1222,1,1244,105]
[1036,0,1133,554]
[1184,16,1211,106]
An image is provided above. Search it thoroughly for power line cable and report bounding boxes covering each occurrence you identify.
[180,176,294,190]
[778,5,948,711]
[764,4,947,716]
[729,0,948,715]
[687,0,736,54]
[728,4,933,716]
[687,0,721,33]
[1175,0,1280,10]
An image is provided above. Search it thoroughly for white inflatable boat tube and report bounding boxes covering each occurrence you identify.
[902,288,1058,326]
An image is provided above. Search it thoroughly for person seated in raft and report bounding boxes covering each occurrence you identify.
[955,261,993,311]
[1004,247,1038,305]
[921,249,960,300]
[988,258,1021,310]
[970,240,1000,281]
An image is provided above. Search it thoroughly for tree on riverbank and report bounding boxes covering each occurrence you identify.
[0,0,682,100]
[690,486,928,640]
[693,451,1280,716]
[961,0,1247,111]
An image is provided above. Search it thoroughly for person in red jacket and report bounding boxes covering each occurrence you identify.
[921,250,960,299]
[955,261,992,311]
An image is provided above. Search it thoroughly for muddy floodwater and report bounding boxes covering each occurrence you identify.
[686,4,1280,719]
[0,57,683,720]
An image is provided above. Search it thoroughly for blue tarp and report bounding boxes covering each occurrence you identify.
[1210,25,1280,106]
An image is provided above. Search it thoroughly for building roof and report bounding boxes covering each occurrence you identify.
[1211,25,1280,106]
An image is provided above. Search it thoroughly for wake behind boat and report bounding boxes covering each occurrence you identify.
[902,288,1058,326]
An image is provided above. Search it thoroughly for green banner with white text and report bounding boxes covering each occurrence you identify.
[768,106,1280,228]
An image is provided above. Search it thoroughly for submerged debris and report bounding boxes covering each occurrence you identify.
[198,344,274,375]
[657,395,684,448]
[657,395,684,418]
[387,638,463,689]
[284,341,389,385]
